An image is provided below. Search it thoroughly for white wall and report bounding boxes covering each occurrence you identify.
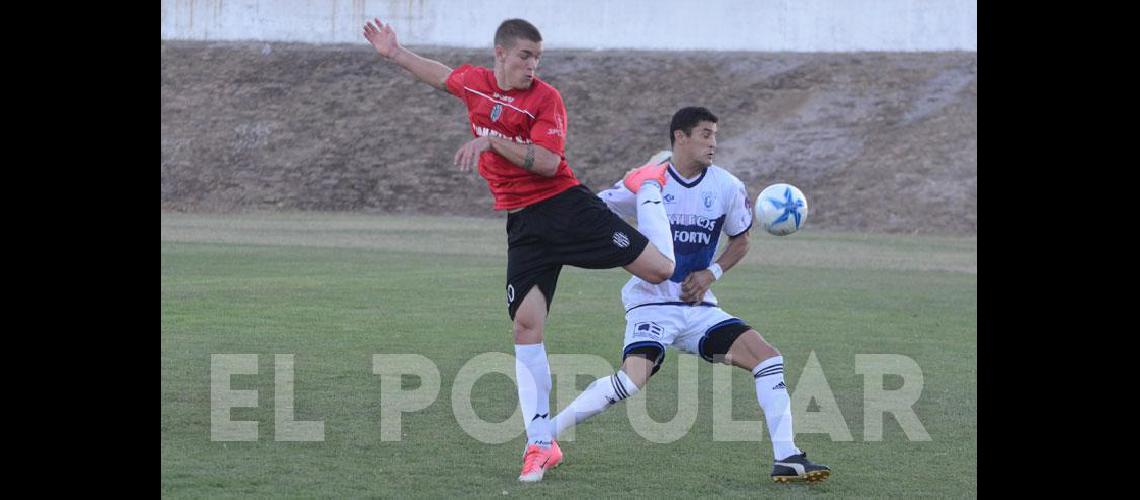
[161,0,976,52]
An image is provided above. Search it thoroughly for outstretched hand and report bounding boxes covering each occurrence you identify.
[363,18,400,59]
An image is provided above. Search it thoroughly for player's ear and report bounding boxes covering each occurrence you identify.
[673,129,686,145]
[494,44,506,62]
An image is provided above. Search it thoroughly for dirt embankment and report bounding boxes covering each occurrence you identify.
[161,41,976,235]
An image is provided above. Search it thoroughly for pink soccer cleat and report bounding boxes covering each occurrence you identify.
[517,440,563,482]
[622,161,669,194]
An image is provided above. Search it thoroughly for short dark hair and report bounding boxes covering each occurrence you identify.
[494,19,543,49]
[669,107,719,146]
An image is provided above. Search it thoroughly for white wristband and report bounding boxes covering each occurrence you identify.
[707,263,723,280]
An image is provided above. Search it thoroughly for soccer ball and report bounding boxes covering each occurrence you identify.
[755,183,809,236]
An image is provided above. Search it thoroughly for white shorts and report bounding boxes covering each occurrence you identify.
[622,304,748,370]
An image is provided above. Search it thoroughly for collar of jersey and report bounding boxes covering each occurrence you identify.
[667,163,708,188]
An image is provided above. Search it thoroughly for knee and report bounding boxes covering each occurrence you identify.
[625,370,650,389]
[710,328,779,368]
[644,260,675,284]
[739,331,780,362]
[751,333,780,359]
[513,319,543,344]
[621,352,659,387]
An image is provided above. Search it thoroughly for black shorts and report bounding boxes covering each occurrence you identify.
[505,185,649,320]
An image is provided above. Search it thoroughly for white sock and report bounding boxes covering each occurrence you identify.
[752,356,802,460]
[635,184,675,263]
[552,370,639,438]
[515,343,553,447]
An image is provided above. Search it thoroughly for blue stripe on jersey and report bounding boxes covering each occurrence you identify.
[727,218,754,238]
[669,214,726,283]
[668,165,708,188]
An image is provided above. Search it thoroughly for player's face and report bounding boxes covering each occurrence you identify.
[496,39,542,90]
[677,121,718,167]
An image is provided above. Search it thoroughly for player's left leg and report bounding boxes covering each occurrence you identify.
[545,185,669,282]
[681,309,829,483]
[621,159,675,283]
[722,330,831,483]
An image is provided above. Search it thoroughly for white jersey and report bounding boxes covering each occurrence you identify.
[599,162,753,312]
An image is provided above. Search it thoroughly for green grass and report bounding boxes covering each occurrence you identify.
[162,212,977,498]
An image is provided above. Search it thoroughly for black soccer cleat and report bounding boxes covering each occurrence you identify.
[771,452,831,483]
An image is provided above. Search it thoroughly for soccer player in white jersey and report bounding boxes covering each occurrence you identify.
[552,107,831,483]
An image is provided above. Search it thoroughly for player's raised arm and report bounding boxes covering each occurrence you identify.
[363,18,452,92]
[597,180,637,219]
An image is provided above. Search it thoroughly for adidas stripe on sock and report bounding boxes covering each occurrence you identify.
[753,356,801,460]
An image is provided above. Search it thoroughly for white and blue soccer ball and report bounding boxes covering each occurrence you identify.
[755,183,808,236]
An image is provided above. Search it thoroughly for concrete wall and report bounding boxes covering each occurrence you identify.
[160,0,976,52]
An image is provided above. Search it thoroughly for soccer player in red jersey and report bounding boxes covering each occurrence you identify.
[364,18,677,482]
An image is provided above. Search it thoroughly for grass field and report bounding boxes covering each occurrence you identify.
[161,212,977,498]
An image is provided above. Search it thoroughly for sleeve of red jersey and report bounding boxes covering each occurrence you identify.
[445,64,474,99]
[528,89,567,157]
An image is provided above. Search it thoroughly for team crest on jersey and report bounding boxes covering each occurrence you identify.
[490,103,503,122]
[702,191,716,210]
[664,193,676,204]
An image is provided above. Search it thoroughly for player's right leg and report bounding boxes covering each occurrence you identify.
[506,210,564,482]
[550,353,657,441]
[550,353,658,440]
[552,309,674,439]
[513,286,563,482]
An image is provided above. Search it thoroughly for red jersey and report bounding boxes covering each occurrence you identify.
[446,64,580,210]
